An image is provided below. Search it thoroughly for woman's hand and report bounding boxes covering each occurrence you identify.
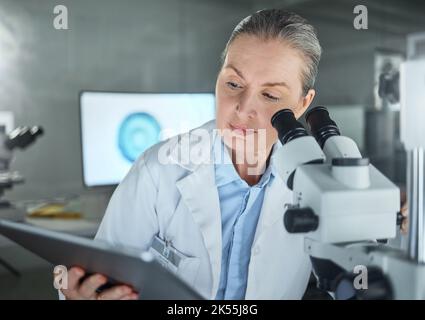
[58,267,138,300]
[400,201,408,235]
[400,190,408,235]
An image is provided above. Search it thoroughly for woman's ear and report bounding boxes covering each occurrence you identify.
[294,89,316,119]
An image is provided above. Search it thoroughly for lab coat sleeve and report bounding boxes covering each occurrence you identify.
[58,155,160,300]
[94,154,160,249]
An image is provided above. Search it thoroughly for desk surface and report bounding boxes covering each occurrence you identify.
[0,218,100,247]
[0,196,104,247]
[24,218,100,238]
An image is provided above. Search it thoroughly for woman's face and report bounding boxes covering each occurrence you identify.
[215,35,316,157]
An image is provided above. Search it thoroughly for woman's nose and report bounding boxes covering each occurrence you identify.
[236,93,257,118]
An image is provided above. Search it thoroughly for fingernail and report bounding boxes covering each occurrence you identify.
[122,287,131,294]
[75,269,84,276]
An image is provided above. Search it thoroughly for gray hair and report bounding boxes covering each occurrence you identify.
[221,9,322,95]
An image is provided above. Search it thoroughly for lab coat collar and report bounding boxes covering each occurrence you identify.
[167,119,217,172]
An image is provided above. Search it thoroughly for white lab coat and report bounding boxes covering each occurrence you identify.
[95,119,312,299]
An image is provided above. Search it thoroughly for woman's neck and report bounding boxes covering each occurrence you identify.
[230,146,273,186]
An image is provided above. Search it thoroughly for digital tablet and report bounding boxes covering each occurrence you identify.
[0,219,204,300]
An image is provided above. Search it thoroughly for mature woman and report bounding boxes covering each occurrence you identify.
[61,9,322,300]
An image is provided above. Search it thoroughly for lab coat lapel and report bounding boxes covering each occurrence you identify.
[253,138,291,240]
[252,174,291,249]
[245,175,294,299]
[176,164,222,299]
[170,122,222,299]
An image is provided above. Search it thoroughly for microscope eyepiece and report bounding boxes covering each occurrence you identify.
[305,106,340,148]
[5,126,44,150]
[271,109,308,145]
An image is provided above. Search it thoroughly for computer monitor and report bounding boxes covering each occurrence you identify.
[80,91,215,187]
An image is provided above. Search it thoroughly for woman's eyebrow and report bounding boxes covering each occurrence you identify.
[261,81,290,89]
[225,64,245,80]
[225,64,289,89]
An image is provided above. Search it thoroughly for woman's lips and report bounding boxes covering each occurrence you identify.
[228,123,257,136]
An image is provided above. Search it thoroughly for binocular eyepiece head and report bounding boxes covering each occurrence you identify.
[271,106,341,148]
[271,109,308,145]
[305,106,340,148]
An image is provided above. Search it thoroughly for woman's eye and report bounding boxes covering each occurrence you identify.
[263,92,280,102]
[226,81,242,90]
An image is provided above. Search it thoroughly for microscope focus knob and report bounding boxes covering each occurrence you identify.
[284,207,319,233]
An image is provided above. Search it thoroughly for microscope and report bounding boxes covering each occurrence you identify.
[0,126,44,220]
[0,125,44,276]
[271,98,424,298]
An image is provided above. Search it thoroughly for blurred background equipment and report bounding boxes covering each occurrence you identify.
[0,126,43,221]
[0,124,43,278]
[365,49,405,187]
[80,91,215,187]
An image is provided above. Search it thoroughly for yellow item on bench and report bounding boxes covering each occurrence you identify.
[27,203,82,219]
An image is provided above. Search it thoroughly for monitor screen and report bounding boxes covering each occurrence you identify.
[80,91,215,187]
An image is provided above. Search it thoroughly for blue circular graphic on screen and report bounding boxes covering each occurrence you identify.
[118,112,161,162]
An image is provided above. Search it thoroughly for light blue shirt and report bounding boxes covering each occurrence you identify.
[213,135,275,300]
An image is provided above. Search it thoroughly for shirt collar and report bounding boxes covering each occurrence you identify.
[213,134,241,187]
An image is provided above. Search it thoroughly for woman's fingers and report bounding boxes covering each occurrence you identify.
[119,293,139,300]
[78,274,108,299]
[56,268,138,300]
[400,202,408,235]
[401,219,409,235]
[67,267,85,289]
[401,203,408,216]
[60,267,86,299]
[96,285,136,300]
